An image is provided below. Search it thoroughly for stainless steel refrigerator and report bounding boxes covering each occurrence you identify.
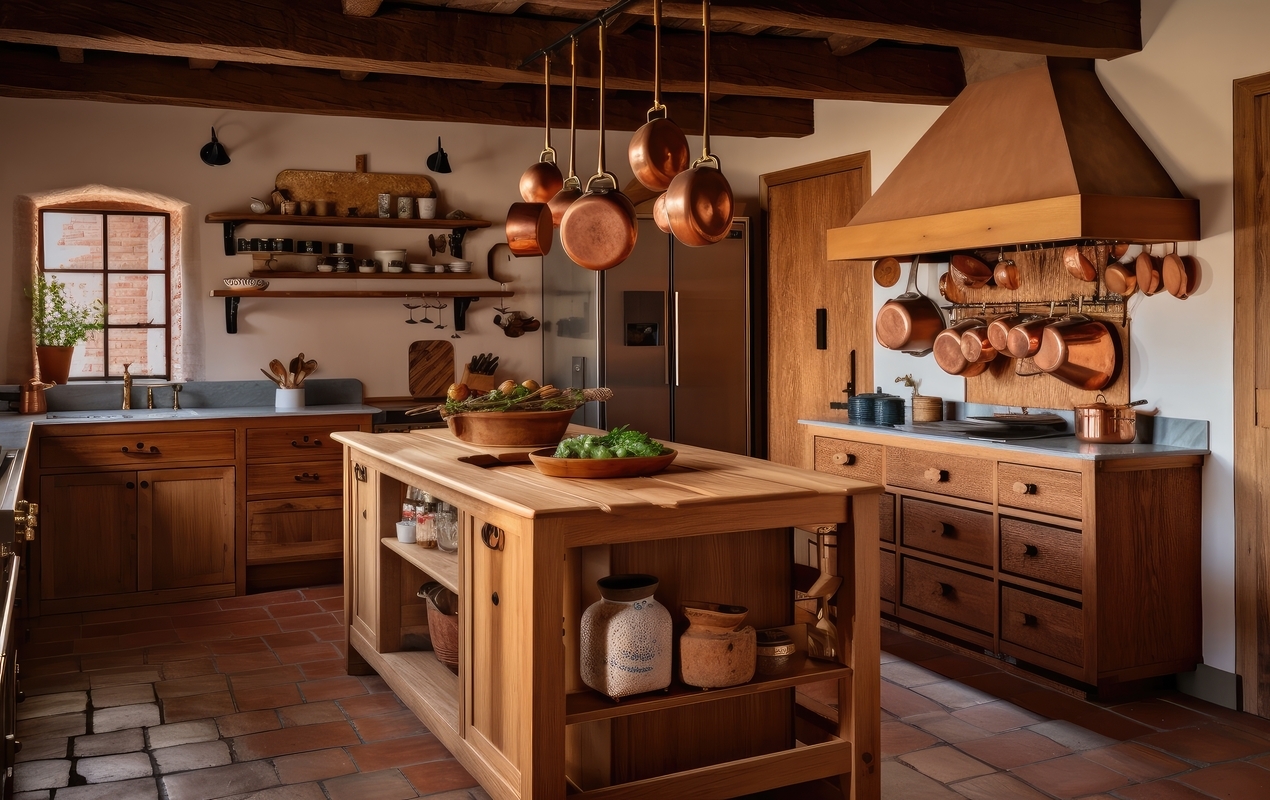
[542,217,751,455]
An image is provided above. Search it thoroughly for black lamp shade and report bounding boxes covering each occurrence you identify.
[200,127,230,167]
[427,137,452,173]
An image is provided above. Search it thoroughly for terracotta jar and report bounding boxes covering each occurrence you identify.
[680,601,756,689]
[580,574,672,700]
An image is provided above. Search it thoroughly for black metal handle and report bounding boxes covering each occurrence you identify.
[294,473,321,482]
[121,445,160,455]
[291,437,324,448]
[815,308,828,350]
[1024,544,1040,557]
[481,523,505,551]
[354,464,367,482]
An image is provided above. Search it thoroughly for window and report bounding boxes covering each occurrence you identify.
[39,209,171,380]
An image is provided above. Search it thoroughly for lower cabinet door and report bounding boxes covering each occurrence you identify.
[40,472,138,600]
[247,496,343,565]
[138,467,235,590]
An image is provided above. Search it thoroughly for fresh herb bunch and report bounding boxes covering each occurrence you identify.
[434,386,613,417]
[27,274,106,348]
[553,425,668,459]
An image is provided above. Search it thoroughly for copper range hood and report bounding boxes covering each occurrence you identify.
[827,60,1199,261]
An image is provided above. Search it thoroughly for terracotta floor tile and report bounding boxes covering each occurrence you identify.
[400,759,479,795]
[144,644,213,664]
[81,653,146,672]
[955,729,1071,770]
[119,629,182,649]
[882,681,945,719]
[323,768,419,800]
[1004,688,1096,723]
[312,626,345,642]
[359,675,392,694]
[17,712,86,739]
[160,659,218,680]
[174,625,235,643]
[224,783,328,800]
[218,591,305,610]
[278,700,346,727]
[21,672,90,696]
[16,736,68,763]
[214,652,281,674]
[1012,754,1130,799]
[299,676,367,702]
[74,636,125,654]
[205,638,271,656]
[80,616,175,640]
[301,585,343,601]
[1083,741,1191,782]
[276,613,339,632]
[881,760,962,800]
[92,684,156,709]
[882,661,948,688]
[30,612,83,628]
[147,720,220,749]
[1138,723,1270,764]
[298,660,349,680]
[68,727,138,759]
[273,748,358,783]
[317,597,344,612]
[1175,761,1270,799]
[76,751,153,783]
[21,656,82,677]
[22,641,75,660]
[215,710,281,737]
[1028,720,1119,752]
[1167,693,1270,739]
[161,760,279,800]
[913,680,1000,710]
[262,632,318,650]
[1111,700,1214,731]
[172,608,271,628]
[233,684,304,712]
[346,733,450,771]
[273,643,340,665]
[229,620,284,638]
[908,711,994,744]
[268,601,323,618]
[55,776,160,800]
[951,701,1046,734]
[232,720,360,760]
[30,625,82,643]
[160,692,236,723]
[899,745,995,783]
[228,664,306,691]
[918,654,1001,681]
[1069,707,1157,741]
[154,674,229,699]
[1114,779,1217,799]
[948,771,1051,800]
[351,710,429,742]
[338,692,403,719]
[152,740,232,774]
[884,638,953,663]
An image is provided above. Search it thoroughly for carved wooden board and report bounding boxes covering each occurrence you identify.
[276,168,435,218]
[408,340,454,400]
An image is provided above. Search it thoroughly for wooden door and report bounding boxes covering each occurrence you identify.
[138,467,235,590]
[246,496,343,565]
[39,471,137,599]
[762,153,873,468]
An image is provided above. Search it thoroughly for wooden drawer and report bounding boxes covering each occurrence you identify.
[887,446,993,503]
[1001,585,1084,667]
[901,557,994,633]
[40,430,235,469]
[901,497,993,567]
[998,463,1083,519]
[880,492,896,544]
[247,496,343,565]
[814,437,883,484]
[880,547,896,604]
[247,424,360,462]
[1001,518,1083,591]
[247,460,343,497]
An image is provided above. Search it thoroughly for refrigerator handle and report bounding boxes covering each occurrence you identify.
[674,291,680,387]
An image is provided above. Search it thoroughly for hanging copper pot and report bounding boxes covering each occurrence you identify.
[663,0,734,246]
[652,193,671,233]
[1005,315,1062,359]
[1034,315,1121,390]
[548,37,583,226]
[505,202,553,257]
[559,21,638,270]
[628,0,689,192]
[960,319,998,364]
[875,256,945,355]
[987,314,1035,355]
[950,254,993,288]
[1136,244,1163,296]
[519,55,564,203]
[993,250,1021,291]
[1162,245,1198,299]
[934,319,991,377]
[1064,244,1097,282]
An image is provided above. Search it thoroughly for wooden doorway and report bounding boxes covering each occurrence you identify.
[761,153,873,468]
[1234,72,1270,717]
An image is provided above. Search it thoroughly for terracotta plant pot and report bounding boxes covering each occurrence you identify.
[36,345,74,385]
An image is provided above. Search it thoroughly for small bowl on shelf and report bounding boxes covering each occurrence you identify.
[223,277,269,290]
[386,260,405,273]
[316,263,334,273]
[446,260,472,273]
[408,263,431,273]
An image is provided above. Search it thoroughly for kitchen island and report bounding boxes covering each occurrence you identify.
[335,428,883,800]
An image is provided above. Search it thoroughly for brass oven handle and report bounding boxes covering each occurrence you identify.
[832,452,856,466]
[1013,481,1037,495]
[924,468,949,483]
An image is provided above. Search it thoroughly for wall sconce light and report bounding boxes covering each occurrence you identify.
[427,137,452,173]
[200,127,231,167]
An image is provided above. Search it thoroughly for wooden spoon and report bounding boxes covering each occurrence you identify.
[260,368,283,386]
[269,359,288,387]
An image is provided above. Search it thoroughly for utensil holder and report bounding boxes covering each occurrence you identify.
[275,388,305,410]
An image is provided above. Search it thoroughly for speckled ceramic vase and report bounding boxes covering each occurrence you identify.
[679,601,756,689]
[580,574,672,700]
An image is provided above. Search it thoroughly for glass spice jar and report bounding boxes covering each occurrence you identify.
[414,493,437,549]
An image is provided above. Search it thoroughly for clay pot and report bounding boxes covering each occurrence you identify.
[36,345,74,385]
[580,575,672,700]
[419,582,459,672]
[680,601,756,689]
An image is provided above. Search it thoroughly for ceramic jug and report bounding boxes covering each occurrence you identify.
[680,601,756,689]
[580,574,672,700]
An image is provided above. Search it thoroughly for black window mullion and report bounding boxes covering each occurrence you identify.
[101,211,110,379]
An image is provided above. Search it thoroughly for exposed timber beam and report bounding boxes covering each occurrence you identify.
[56,46,81,62]
[339,70,370,80]
[0,45,815,137]
[188,58,218,69]
[341,0,383,17]
[0,0,965,103]
[826,35,877,57]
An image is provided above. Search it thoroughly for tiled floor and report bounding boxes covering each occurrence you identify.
[15,588,1270,800]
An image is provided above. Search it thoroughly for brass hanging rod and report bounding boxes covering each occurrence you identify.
[520,0,642,68]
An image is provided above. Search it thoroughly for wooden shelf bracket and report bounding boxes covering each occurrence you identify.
[211,289,513,334]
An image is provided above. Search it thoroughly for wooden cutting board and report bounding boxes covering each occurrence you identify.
[276,164,434,218]
[409,341,455,399]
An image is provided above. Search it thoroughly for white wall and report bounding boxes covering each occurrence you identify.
[0,0,1259,674]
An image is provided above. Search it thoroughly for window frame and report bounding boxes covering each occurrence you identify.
[37,208,173,381]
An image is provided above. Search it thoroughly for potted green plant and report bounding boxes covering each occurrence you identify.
[28,273,105,384]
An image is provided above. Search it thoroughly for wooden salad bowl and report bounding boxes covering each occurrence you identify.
[445,409,574,447]
[528,448,678,479]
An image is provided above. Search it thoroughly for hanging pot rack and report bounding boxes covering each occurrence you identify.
[520,0,642,67]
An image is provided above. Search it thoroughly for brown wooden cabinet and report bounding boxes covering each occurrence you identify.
[39,471,138,600]
[139,467,235,591]
[809,424,1204,693]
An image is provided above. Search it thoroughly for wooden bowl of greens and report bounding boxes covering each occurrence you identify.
[529,427,677,479]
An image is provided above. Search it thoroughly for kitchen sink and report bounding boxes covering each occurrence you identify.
[46,409,201,420]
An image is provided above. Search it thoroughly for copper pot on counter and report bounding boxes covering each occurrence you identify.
[1034,315,1121,390]
[1074,396,1148,443]
[19,378,51,415]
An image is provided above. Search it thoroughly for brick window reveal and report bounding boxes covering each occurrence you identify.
[39,209,172,380]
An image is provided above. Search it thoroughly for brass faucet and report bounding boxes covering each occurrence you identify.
[122,363,132,409]
[172,384,182,410]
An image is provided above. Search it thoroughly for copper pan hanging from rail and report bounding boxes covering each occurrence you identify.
[548,38,584,226]
[627,0,690,192]
[519,55,564,203]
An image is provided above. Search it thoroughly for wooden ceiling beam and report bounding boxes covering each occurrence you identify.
[188,58,218,69]
[0,0,964,103]
[55,45,81,62]
[826,35,877,57]
[0,46,815,137]
[341,0,383,17]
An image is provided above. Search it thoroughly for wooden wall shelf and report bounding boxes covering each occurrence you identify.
[205,211,492,257]
[209,290,512,334]
[246,271,480,280]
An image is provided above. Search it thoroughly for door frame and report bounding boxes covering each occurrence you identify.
[1234,71,1270,716]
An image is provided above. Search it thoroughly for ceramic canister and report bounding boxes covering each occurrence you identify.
[679,601,756,689]
[579,574,672,700]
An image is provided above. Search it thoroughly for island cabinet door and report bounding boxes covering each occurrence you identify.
[466,513,525,786]
[347,460,381,649]
[40,472,138,600]
[137,467,235,590]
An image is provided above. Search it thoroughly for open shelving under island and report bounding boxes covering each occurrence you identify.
[333,427,883,800]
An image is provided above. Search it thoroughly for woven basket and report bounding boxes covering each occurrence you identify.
[912,395,944,423]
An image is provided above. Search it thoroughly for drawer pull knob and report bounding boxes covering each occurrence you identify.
[121,445,160,455]
[1013,481,1037,495]
[481,523,505,551]
[1023,544,1040,557]
[295,473,321,482]
[934,582,954,598]
[492,592,500,606]
[291,437,324,448]
[139,481,149,489]
[936,523,955,538]
[832,452,856,466]
[126,482,135,490]
[1020,613,1038,627]
[925,468,949,483]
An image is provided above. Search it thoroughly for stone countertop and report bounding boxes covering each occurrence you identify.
[801,418,1210,461]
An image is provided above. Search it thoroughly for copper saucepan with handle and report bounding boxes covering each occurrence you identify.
[934,318,991,377]
[505,202,553,257]
[519,55,564,203]
[987,314,1036,355]
[1034,314,1121,390]
[1005,315,1062,359]
[1074,395,1149,443]
[875,255,945,356]
[627,0,689,192]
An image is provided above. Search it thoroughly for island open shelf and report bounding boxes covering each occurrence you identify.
[336,427,882,800]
